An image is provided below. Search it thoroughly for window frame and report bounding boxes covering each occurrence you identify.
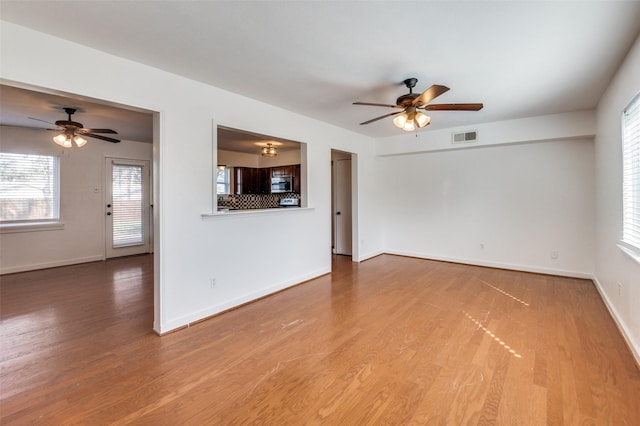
[0,152,62,232]
[621,91,640,258]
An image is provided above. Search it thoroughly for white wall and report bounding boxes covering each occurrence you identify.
[0,21,382,333]
[594,34,640,362]
[380,138,595,277]
[217,149,259,168]
[217,148,301,168]
[0,126,152,274]
[258,150,300,168]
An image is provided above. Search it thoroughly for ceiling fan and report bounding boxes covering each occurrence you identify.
[29,107,120,147]
[353,78,483,131]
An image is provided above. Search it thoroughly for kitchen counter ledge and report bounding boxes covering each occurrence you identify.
[202,207,314,220]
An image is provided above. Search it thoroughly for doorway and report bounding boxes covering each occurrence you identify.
[105,158,152,258]
[331,150,353,257]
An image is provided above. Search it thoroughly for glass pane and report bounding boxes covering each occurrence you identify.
[0,153,59,222]
[112,164,143,248]
[216,168,230,194]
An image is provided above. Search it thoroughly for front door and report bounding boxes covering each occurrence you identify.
[105,158,151,258]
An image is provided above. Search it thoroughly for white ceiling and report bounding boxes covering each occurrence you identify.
[1,1,639,141]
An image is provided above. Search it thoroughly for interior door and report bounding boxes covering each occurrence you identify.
[105,158,151,258]
[333,157,352,256]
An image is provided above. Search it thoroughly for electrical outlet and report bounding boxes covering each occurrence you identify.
[480,243,485,250]
[618,282,622,297]
[551,250,558,260]
[210,277,217,288]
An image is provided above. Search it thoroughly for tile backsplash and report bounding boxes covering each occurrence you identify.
[218,193,300,210]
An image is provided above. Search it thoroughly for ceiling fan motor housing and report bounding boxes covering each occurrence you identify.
[56,108,83,130]
[55,120,84,130]
[396,93,420,107]
[396,78,420,106]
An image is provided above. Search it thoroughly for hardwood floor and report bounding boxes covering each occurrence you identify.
[2,254,639,424]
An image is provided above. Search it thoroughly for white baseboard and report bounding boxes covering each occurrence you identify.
[158,266,331,334]
[591,276,640,368]
[0,255,104,275]
[355,250,384,263]
[384,250,593,279]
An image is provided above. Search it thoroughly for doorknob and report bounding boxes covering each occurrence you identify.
[336,211,341,215]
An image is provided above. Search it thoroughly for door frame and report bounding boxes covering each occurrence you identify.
[331,149,358,261]
[105,157,152,259]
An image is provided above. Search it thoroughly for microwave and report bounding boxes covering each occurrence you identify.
[271,176,292,193]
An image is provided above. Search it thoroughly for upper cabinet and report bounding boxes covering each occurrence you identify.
[271,165,294,178]
[235,165,300,195]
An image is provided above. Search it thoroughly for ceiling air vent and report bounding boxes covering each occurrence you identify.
[452,130,477,144]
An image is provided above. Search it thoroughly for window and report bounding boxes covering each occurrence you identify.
[622,92,640,252]
[0,153,60,223]
[112,163,144,247]
[217,167,230,195]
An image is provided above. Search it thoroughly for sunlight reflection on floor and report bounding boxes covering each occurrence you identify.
[478,279,530,306]
[463,311,522,359]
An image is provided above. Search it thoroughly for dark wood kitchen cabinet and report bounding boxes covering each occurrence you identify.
[271,165,293,178]
[234,167,256,194]
[235,167,272,194]
[292,164,301,193]
[258,168,271,194]
[271,165,298,179]
[236,164,301,194]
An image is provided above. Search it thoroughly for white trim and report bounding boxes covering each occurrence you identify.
[157,266,330,334]
[0,255,103,275]
[618,243,640,265]
[384,249,593,279]
[201,206,315,220]
[0,221,65,234]
[591,275,640,368]
[354,250,384,263]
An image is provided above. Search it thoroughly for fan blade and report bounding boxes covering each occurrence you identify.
[359,111,403,125]
[353,102,400,108]
[412,85,450,107]
[79,128,118,134]
[83,133,121,143]
[28,117,57,126]
[422,103,484,111]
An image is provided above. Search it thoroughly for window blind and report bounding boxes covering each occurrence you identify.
[0,153,60,223]
[112,163,144,247]
[622,92,640,251]
[216,167,230,195]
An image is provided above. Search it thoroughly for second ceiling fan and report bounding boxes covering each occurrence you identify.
[353,78,483,131]
[30,107,120,147]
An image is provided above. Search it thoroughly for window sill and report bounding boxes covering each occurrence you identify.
[202,207,314,220]
[617,243,640,265]
[0,222,65,234]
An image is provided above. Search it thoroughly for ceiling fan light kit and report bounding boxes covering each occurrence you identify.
[353,78,483,131]
[52,132,88,148]
[392,107,431,132]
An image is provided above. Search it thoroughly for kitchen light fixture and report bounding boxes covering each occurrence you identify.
[392,107,431,132]
[261,143,277,157]
[52,131,88,148]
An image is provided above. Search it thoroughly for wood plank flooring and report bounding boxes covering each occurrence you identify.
[1,254,639,424]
